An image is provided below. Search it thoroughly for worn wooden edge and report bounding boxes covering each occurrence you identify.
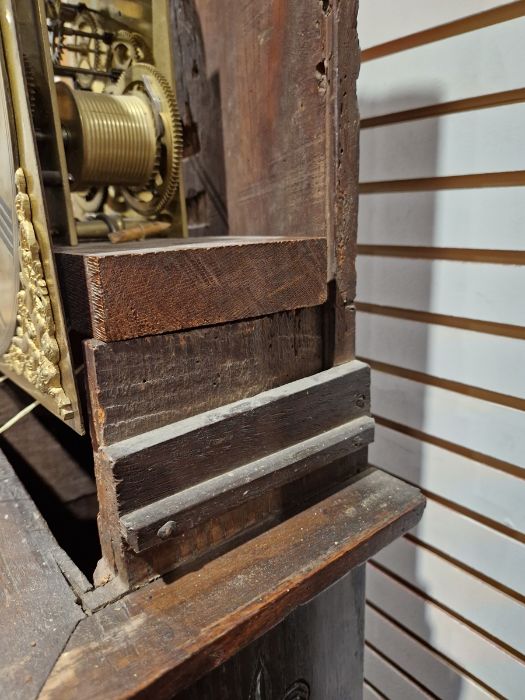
[100,360,370,513]
[121,416,375,552]
[83,306,325,448]
[105,360,368,463]
[39,468,425,700]
[55,236,328,341]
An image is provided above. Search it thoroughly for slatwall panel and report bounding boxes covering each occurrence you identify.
[357,2,525,698]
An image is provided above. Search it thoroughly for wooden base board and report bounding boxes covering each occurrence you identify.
[40,467,425,700]
[55,236,327,342]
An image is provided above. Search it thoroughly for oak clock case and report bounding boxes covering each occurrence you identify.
[0,0,186,434]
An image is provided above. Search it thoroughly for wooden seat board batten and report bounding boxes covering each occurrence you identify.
[55,236,327,342]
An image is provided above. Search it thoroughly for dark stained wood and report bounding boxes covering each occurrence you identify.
[95,449,368,588]
[326,0,360,302]
[55,236,327,342]
[40,468,425,700]
[84,307,325,447]
[174,1,329,241]
[0,450,83,700]
[121,415,375,552]
[176,567,365,700]
[99,361,370,514]
[172,0,228,237]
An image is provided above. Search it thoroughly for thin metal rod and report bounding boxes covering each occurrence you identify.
[0,400,39,435]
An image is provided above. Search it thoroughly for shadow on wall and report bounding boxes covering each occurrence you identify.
[358,89,463,699]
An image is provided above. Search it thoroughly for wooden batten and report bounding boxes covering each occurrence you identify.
[55,236,327,342]
[84,307,325,447]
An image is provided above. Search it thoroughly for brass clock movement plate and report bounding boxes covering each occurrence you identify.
[0,0,186,433]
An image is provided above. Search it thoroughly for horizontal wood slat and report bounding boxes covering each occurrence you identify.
[358,0,507,51]
[374,537,525,656]
[121,416,375,553]
[357,256,525,327]
[360,103,525,182]
[358,188,525,250]
[360,171,525,193]
[370,370,525,470]
[411,499,525,597]
[56,236,327,342]
[367,565,525,698]
[357,312,525,400]
[101,361,370,514]
[370,424,525,534]
[85,308,325,446]
[40,469,425,700]
[360,17,525,118]
[361,1,525,60]
[365,645,433,700]
[365,605,493,699]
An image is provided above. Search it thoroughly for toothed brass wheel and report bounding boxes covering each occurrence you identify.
[113,63,183,216]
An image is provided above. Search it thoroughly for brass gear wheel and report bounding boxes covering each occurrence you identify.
[46,0,64,65]
[71,8,102,89]
[107,30,153,71]
[113,63,182,215]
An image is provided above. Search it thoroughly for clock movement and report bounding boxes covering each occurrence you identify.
[0,0,186,433]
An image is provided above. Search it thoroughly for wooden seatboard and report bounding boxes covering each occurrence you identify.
[40,468,425,700]
[121,415,375,552]
[99,361,370,515]
[84,307,325,447]
[55,236,327,342]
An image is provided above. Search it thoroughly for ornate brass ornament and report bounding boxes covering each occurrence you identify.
[2,169,72,420]
[0,0,187,432]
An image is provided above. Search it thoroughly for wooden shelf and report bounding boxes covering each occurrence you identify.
[40,467,425,699]
[54,235,327,341]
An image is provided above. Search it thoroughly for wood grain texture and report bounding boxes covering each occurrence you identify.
[55,236,327,341]
[96,449,368,588]
[84,307,324,447]
[121,416,375,552]
[40,468,425,700]
[100,361,370,514]
[0,450,83,700]
[179,1,327,241]
[176,567,365,700]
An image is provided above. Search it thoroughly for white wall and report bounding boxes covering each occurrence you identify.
[357,2,525,697]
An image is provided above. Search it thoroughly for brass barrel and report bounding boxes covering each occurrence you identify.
[56,82,157,189]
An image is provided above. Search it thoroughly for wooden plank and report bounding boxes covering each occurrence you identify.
[359,17,525,117]
[40,468,425,700]
[176,568,365,699]
[366,606,494,700]
[373,537,525,656]
[358,188,525,250]
[370,370,525,469]
[55,236,327,342]
[100,361,370,514]
[367,565,525,698]
[84,307,324,447]
[358,0,505,50]
[357,311,525,400]
[370,424,525,533]
[121,415,375,552]
[0,450,83,700]
[360,103,525,182]
[365,645,432,699]
[357,256,525,328]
